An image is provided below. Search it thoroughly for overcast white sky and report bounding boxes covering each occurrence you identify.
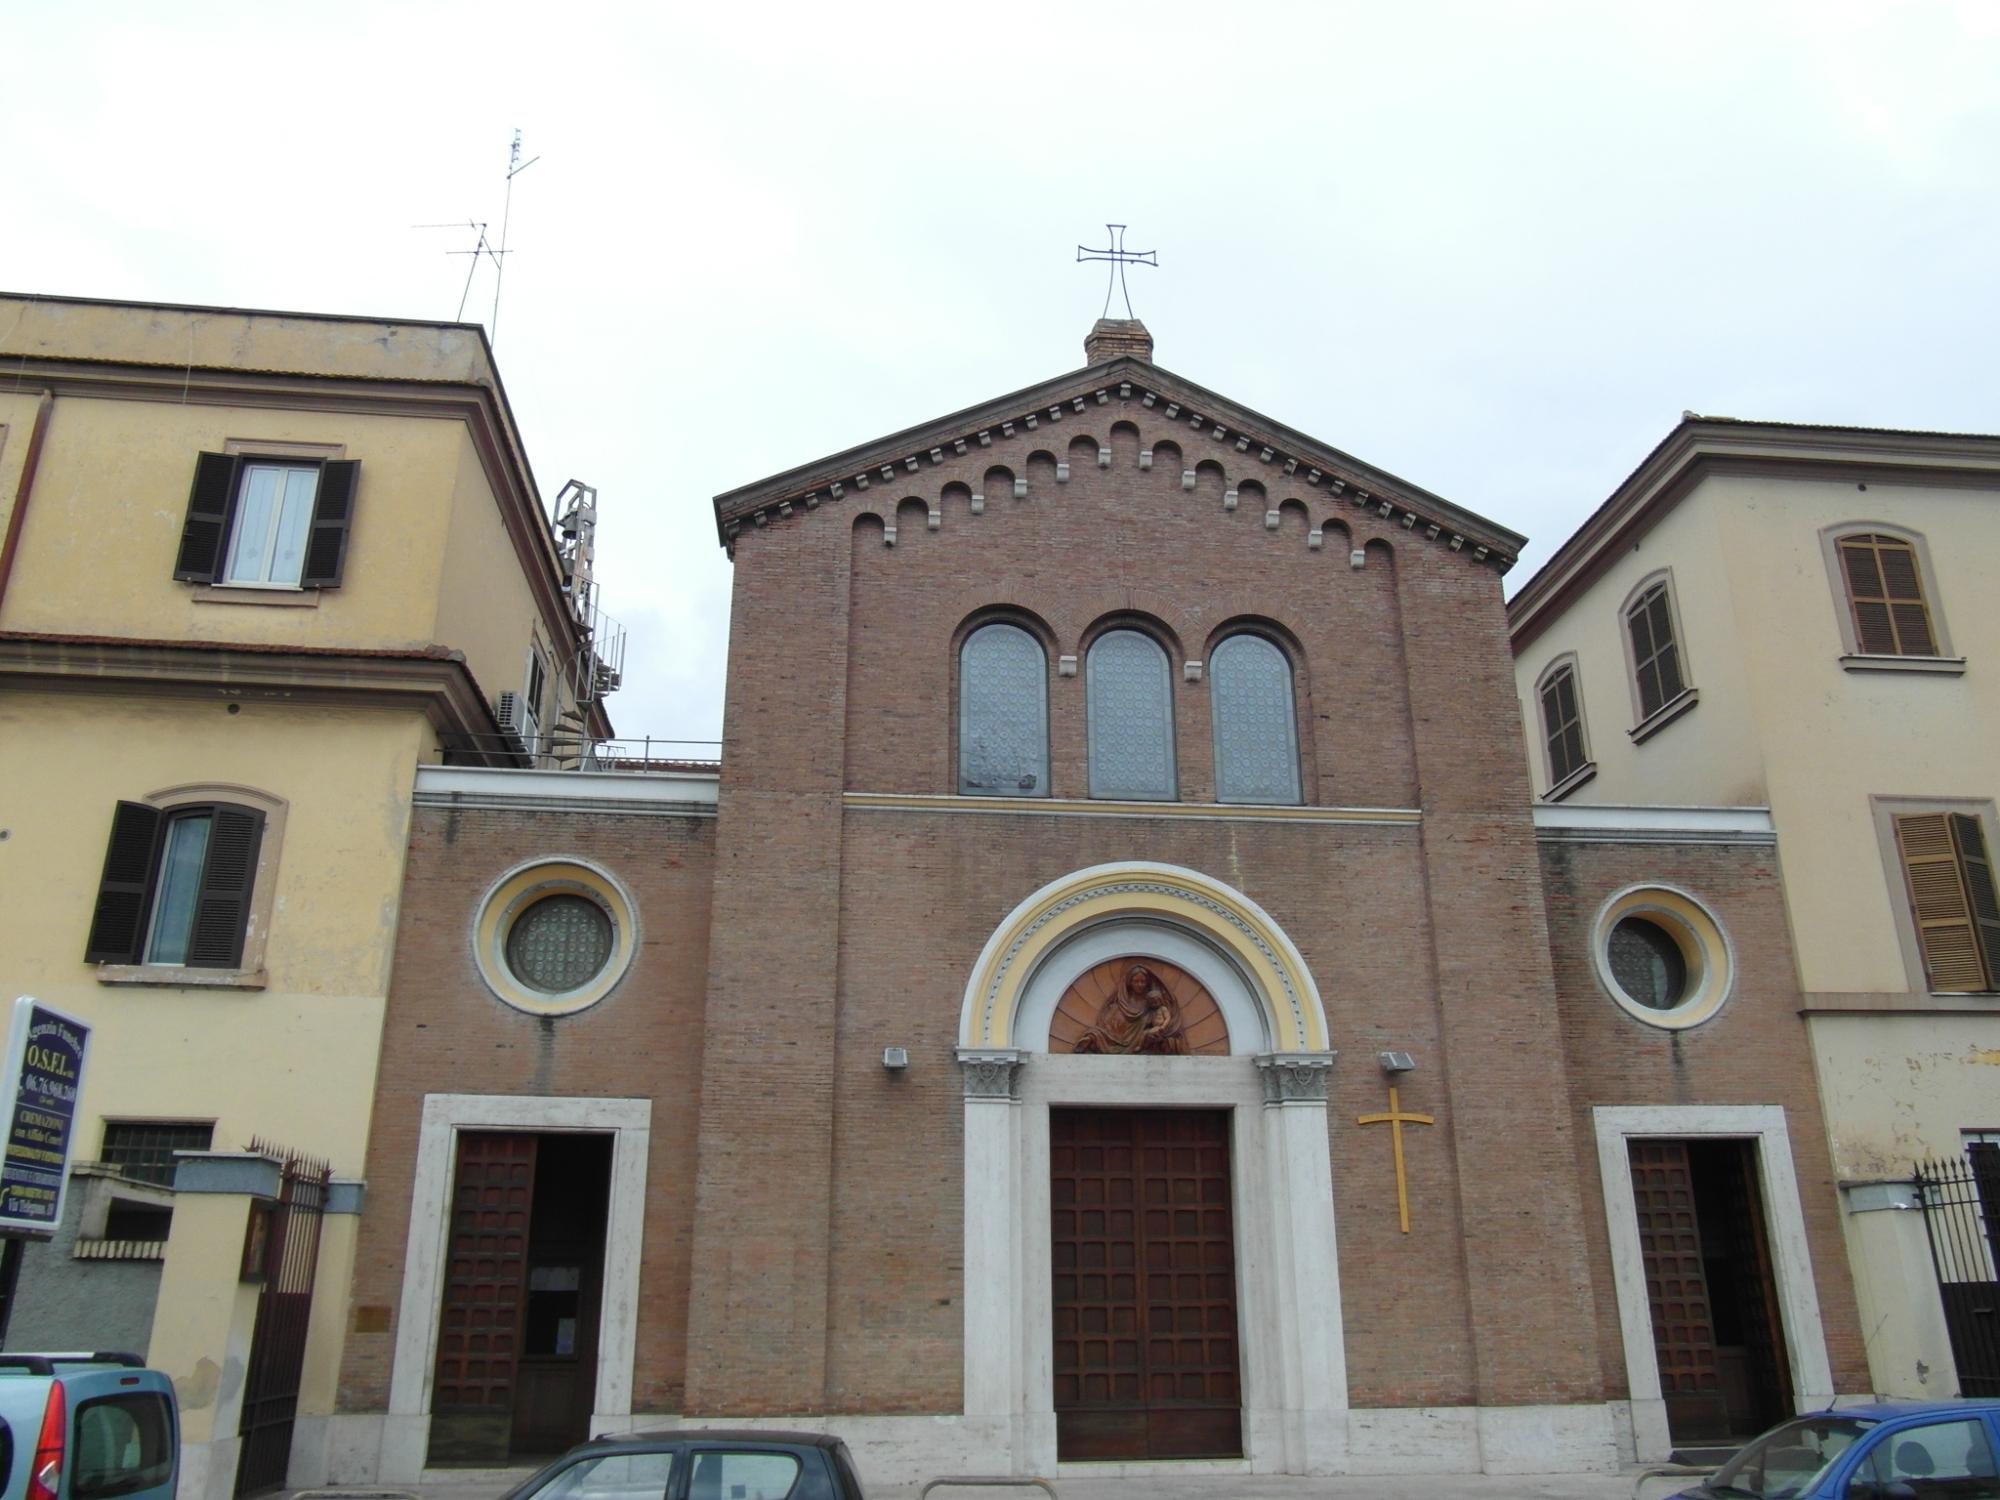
[9,2,1998,743]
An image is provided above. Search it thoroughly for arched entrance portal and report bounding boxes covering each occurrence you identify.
[955,863,1346,1476]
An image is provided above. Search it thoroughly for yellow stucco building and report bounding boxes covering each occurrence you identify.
[0,293,614,1498]
[1510,416,2000,1405]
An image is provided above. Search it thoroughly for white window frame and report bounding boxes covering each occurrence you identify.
[218,460,322,588]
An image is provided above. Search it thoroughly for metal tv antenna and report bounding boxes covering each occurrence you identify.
[1076,224,1158,320]
[492,129,539,342]
[412,131,540,339]
[410,220,497,323]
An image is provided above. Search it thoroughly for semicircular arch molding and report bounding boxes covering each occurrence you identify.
[959,861,1328,1052]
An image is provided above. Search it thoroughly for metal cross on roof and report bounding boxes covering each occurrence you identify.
[1077,224,1158,320]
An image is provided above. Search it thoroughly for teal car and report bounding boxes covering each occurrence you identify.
[1670,1401,2000,1499]
[0,1353,177,1500]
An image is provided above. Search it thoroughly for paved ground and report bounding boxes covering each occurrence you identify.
[288,1462,1713,1500]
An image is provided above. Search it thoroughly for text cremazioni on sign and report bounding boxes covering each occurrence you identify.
[0,997,90,1236]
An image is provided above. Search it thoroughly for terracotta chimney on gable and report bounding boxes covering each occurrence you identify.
[1084,318,1153,365]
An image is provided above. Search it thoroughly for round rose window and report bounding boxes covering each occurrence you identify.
[504,893,614,993]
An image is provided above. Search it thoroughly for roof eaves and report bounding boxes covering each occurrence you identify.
[1507,416,2000,648]
[712,357,1524,565]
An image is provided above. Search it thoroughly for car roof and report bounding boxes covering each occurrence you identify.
[1808,1400,2000,1422]
[593,1428,843,1450]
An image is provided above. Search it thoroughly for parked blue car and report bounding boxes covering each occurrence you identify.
[1670,1400,2000,1499]
[0,1352,178,1500]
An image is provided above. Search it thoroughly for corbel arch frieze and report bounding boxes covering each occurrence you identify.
[720,370,1514,572]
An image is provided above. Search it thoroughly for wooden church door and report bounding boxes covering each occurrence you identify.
[1050,1108,1242,1460]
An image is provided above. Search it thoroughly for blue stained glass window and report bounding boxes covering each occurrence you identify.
[1211,634,1302,804]
[959,623,1048,796]
[1088,629,1177,800]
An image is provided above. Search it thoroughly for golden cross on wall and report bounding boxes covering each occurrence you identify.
[1356,1085,1435,1235]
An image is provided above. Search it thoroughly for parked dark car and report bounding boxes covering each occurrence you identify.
[1668,1400,2000,1499]
[498,1429,866,1500]
[0,1351,178,1500]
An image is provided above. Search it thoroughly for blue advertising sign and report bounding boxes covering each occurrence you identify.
[0,997,91,1236]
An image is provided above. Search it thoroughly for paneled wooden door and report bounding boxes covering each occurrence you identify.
[1051,1108,1242,1460]
[1630,1139,1727,1440]
[428,1132,537,1463]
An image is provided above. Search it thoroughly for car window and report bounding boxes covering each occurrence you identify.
[71,1393,174,1500]
[532,1450,675,1500]
[685,1451,802,1500]
[1714,1415,1877,1498]
[1846,1417,2000,1498]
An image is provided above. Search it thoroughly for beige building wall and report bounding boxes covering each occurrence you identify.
[432,433,565,720]
[0,296,498,390]
[1512,439,2000,1399]
[1515,489,1768,808]
[5,397,457,650]
[1707,474,2000,998]
[0,293,607,1494]
[0,689,424,1168]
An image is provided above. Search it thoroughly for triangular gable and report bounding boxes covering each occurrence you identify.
[712,355,1524,571]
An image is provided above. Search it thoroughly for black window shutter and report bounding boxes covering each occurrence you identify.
[85,802,164,963]
[173,454,242,583]
[300,460,359,587]
[184,806,264,968]
[1951,813,2000,990]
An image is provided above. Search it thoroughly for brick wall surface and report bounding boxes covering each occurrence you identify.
[336,803,715,1414]
[703,395,1608,1413]
[1538,836,1871,1398]
[339,369,1866,1434]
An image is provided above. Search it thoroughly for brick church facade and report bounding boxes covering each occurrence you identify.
[327,320,1867,1485]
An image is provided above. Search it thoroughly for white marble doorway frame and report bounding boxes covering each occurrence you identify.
[956,863,1344,1476]
[380,1093,653,1483]
[1592,1104,1835,1464]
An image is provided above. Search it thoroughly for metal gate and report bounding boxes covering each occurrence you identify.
[1915,1148,2000,1398]
[235,1145,330,1496]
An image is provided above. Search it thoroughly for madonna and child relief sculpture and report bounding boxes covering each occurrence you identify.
[1048,957,1231,1056]
[1075,963,1187,1054]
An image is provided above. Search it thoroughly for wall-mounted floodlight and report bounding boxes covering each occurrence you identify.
[882,1047,910,1072]
[1377,1050,1415,1075]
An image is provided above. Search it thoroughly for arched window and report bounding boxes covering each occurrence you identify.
[1087,629,1176,800]
[958,623,1048,796]
[1209,634,1301,804]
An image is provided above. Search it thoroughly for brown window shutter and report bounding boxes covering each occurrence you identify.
[1647,591,1683,701]
[186,806,265,968]
[1540,677,1569,782]
[173,453,242,583]
[1841,534,1937,656]
[85,802,164,963]
[300,460,359,587]
[1541,667,1586,785]
[1626,600,1660,718]
[1950,813,2000,990]
[1896,813,1989,992]
[1627,585,1683,720]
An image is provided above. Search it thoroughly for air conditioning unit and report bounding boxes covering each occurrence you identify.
[494,691,541,758]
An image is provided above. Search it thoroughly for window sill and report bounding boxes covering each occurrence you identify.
[1541,762,1597,802]
[191,585,319,608]
[95,964,267,991]
[1838,653,1966,675]
[1629,687,1698,744]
